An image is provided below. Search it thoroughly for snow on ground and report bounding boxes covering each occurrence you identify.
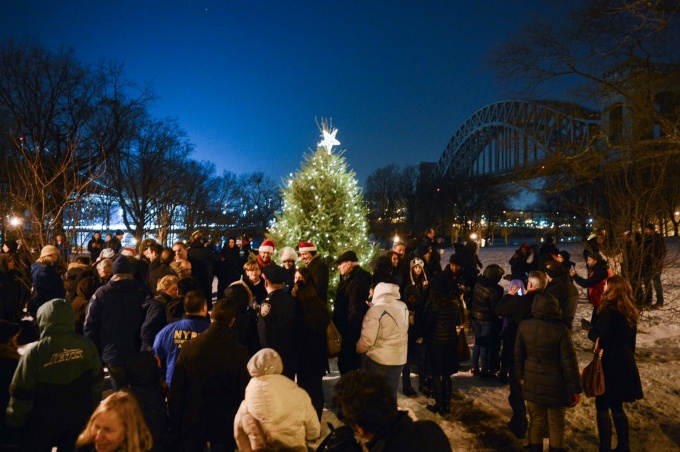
[314,241,680,451]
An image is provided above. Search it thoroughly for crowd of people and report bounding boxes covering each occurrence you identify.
[0,223,659,451]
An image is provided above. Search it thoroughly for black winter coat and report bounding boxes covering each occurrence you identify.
[31,262,65,309]
[83,276,146,366]
[544,273,580,329]
[140,292,172,351]
[332,266,371,343]
[588,309,643,403]
[424,297,460,346]
[216,246,242,297]
[470,275,503,322]
[306,255,330,304]
[509,249,536,282]
[257,288,300,378]
[366,410,452,452]
[147,263,175,295]
[187,245,219,302]
[515,293,582,407]
[430,265,467,306]
[0,256,27,323]
[169,322,250,444]
[126,351,170,449]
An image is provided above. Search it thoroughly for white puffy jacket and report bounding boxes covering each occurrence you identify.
[356,282,409,366]
[234,349,320,451]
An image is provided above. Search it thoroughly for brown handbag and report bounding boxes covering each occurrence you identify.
[326,320,342,358]
[457,327,471,362]
[582,346,605,397]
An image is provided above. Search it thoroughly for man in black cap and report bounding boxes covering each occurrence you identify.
[84,254,146,389]
[258,265,299,379]
[332,251,371,375]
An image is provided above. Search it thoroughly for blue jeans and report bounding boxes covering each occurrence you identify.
[471,317,493,372]
[361,355,403,399]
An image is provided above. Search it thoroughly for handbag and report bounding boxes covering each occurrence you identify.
[326,320,342,358]
[581,345,605,397]
[456,327,471,362]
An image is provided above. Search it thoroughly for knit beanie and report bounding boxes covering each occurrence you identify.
[112,254,133,275]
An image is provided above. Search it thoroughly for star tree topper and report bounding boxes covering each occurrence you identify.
[318,128,340,154]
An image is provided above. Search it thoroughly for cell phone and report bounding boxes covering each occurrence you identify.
[518,288,524,296]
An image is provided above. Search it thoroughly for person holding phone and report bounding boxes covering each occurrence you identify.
[495,272,546,440]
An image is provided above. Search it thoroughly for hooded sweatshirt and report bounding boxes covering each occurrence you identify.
[356,282,409,366]
[6,299,103,447]
[234,348,320,451]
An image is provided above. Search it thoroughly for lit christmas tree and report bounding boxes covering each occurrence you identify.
[268,122,376,304]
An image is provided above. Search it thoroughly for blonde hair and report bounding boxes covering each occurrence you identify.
[156,275,179,293]
[36,254,58,266]
[96,258,113,271]
[76,390,153,452]
[243,260,261,272]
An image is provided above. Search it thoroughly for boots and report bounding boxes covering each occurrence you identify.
[528,444,543,452]
[597,412,613,452]
[439,377,451,415]
[426,375,442,414]
[612,412,630,451]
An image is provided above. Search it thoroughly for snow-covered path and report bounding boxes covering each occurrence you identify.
[315,241,680,451]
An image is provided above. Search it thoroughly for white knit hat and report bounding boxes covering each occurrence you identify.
[280,246,298,262]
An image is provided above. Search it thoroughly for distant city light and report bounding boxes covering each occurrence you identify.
[9,217,22,227]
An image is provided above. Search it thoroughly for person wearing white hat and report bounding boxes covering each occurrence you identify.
[279,246,298,290]
[234,348,320,451]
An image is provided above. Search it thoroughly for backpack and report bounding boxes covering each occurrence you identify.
[316,422,361,452]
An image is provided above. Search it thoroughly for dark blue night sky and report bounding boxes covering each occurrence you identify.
[1,0,566,186]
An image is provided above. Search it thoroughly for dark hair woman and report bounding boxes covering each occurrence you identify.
[423,277,461,415]
[588,275,643,452]
[292,267,330,421]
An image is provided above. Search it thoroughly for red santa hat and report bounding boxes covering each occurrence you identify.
[298,241,317,252]
[259,239,275,253]
[121,247,138,258]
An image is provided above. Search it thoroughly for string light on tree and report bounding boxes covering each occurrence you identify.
[268,119,375,306]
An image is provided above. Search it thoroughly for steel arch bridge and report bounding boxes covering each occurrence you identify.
[429,100,600,186]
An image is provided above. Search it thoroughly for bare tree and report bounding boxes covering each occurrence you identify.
[0,39,105,247]
[365,164,401,243]
[237,172,282,236]
[104,116,192,242]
